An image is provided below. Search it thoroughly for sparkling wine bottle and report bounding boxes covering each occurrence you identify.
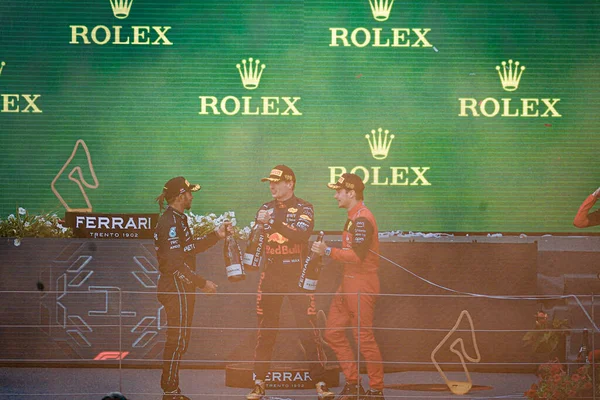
[298,231,325,292]
[577,328,589,365]
[243,222,264,272]
[224,230,245,282]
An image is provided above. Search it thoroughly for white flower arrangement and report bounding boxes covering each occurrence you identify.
[0,207,72,246]
[186,210,251,241]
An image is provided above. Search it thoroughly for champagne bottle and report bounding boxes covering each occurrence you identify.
[243,222,264,272]
[298,231,325,292]
[224,230,245,282]
[577,328,589,365]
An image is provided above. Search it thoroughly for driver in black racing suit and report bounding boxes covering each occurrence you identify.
[154,176,229,400]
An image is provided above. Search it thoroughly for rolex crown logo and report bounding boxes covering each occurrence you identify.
[236,58,266,90]
[365,128,395,160]
[0,61,5,76]
[495,59,525,92]
[368,0,395,22]
[110,0,133,19]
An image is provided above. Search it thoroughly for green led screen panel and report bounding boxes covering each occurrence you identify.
[1,0,598,233]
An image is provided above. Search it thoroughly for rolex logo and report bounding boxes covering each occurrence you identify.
[110,0,133,19]
[329,130,431,187]
[198,58,301,116]
[369,0,394,22]
[0,61,43,113]
[496,59,525,92]
[237,58,266,90]
[458,58,561,118]
[329,1,433,48]
[70,0,172,46]
[366,128,395,160]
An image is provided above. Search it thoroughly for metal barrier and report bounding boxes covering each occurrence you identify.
[1,236,599,397]
[0,289,597,399]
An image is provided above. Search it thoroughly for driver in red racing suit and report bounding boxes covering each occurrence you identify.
[312,173,385,400]
[573,186,600,228]
[246,165,334,400]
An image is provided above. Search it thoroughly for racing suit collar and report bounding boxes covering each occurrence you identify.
[276,195,298,208]
[167,205,185,218]
[347,201,366,218]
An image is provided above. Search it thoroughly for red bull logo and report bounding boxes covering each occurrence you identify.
[268,232,289,244]
[266,243,302,256]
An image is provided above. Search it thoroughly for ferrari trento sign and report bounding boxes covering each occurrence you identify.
[65,212,158,239]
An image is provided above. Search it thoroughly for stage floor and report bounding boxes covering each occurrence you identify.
[0,368,536,399]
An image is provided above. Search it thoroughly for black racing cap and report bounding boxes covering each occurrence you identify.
[102,392,128,400]
[261,165,296,183]
[327,173,365,193]
[163,176,201,199]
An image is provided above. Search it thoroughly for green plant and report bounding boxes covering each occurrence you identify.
[525,359,593,400]
[523,311,570,354]
[0,207,72,245]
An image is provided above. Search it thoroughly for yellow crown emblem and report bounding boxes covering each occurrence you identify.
[236,58,266,90]
[495,59,525,92]
[110,0,133,19]
[0,61,5,76]
[365,128,395,160]
[368,0,395,22]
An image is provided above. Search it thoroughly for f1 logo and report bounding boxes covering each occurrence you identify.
[94,351,129,360]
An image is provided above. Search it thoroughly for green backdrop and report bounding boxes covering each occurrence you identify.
[1,0,598,232]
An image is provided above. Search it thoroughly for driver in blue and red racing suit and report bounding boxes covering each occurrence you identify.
[154,176,229,400]
[246,165,335,400]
